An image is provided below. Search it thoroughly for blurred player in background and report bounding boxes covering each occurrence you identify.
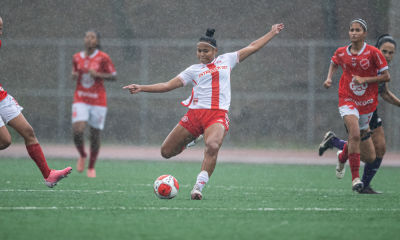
[321,19,390,191]
[319,34,398,194]
[0,17,72,188]
[71,30,117,178]
[124,23,284,200]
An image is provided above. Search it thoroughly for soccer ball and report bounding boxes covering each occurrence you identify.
[153,175,179,199]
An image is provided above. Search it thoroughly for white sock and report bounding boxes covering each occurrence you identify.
[195,171,209,191]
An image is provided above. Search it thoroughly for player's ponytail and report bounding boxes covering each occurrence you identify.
[376,34,397,50]
[87,29,101,50]
[199,28,217,48]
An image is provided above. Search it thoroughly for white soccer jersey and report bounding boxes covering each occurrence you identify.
[178,52,240,111]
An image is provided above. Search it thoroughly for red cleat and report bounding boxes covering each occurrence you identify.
[44,167,72,188]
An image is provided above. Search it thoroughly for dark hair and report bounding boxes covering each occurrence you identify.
[376,34,397,50]
[87,29,101,50]
[350,18,367,32]
[199,28,217,48]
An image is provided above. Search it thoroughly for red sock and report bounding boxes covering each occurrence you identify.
[348,153,360,180]
[339,142,348,163]
[26,144,51,179]
[88,150,99,169]
[76,144,87,158]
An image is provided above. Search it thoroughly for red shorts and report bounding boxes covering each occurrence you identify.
[179,109,230,137]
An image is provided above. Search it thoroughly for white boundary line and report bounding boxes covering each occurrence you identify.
[0,206,399,212]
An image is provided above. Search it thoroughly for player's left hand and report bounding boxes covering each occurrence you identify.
[271,23,284,34]
[352,75,365,85]
[89,69,99,78]
[123,84,141,94]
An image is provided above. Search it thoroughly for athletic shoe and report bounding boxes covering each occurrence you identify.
[76,156,86,173]
[318,131,336,156]
[357,185,382,194]
[352,178,364,192]
[44,167,72,188]
[87,168,96,178]
[335,150,345,179]
[187,135,204,148]
[191,185,202,200]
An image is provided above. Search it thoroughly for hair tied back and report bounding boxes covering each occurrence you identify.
[206,28,215,37]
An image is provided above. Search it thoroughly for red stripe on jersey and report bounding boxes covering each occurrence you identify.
[207,63,220,109]
[181,89,194,107]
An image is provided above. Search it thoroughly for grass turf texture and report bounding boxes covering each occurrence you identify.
[0,158,399,240]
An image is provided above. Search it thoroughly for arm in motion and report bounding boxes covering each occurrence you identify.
[237,23,284,62]
[353,70,390,85]
[123,77,183,94]
[323,63,339,89]
[380,83,400,107]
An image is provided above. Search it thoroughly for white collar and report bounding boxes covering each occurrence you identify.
[347,42,366,56]
[80,49,99,59]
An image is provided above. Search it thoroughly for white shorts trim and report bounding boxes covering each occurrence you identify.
[72,103,107,130]
[339,105,373,130]
[0,94,23,127]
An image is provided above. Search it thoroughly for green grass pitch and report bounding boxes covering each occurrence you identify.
[0,158,399,240]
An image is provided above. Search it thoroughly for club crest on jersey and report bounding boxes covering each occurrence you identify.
[350,77,368,96]
[193,98,199,105]
[181,116,188,122]
[360,59,370,70]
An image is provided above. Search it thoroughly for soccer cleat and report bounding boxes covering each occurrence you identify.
[335,150,346,179]
[44,167,72,188]
[87,168,96,178]
[318,131,336,156]
[352,178,364,192]
[357,185,382,194]
[191,185,202,200]
[187,135,204,148]
[76,156,86,173]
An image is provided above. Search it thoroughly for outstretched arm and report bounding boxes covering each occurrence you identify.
[353,70,390,85]
[380,83,400,107]
[237,23,284,62]
[123,77,183,94]
[323,63,339,89]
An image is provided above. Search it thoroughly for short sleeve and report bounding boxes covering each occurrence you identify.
[177,66,194,86]
[222,52,240,69]
[102,55,117,75]
[331,49,341,66]
[373,48,388,73]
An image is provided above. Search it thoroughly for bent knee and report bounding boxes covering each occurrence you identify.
[0,138,12,150]
[205,141,221,156]
[160,147,173,159]
[375,145,386,158]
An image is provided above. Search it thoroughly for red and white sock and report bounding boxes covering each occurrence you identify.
[195,171,209,191]
[339,142,349,163]
[26,143,51,179]
[88,150,99,169]
[348,153,360,180]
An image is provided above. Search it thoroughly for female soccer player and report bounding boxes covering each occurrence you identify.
[71,30,117,178]
[322,19,390,191]
[319,34,399,194]
[0,17,72,188]
[124,24,284,200]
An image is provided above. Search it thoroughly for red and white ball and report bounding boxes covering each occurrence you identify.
[154,175,179,199]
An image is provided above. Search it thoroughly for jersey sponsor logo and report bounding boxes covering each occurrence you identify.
[181,116,188,122]
[352,58,356,62]
[360,59,370,70]
[198,66,228,78]
[193,98,199,105]
[81,73,95,88]
[376,53,383,65]
[77,90,98,99]
[350,77,368,96]
[345,98,374,106]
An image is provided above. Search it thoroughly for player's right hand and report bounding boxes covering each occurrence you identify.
[123,84,141,94]
[324,79,332,89]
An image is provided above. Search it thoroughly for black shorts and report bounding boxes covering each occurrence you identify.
[369,109,382,131]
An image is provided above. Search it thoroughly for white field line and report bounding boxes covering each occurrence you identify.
[0,206,399,212]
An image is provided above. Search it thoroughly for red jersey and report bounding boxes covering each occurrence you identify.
[72,49,116,107]
[0,39,7,102]
[331,43,388,115]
